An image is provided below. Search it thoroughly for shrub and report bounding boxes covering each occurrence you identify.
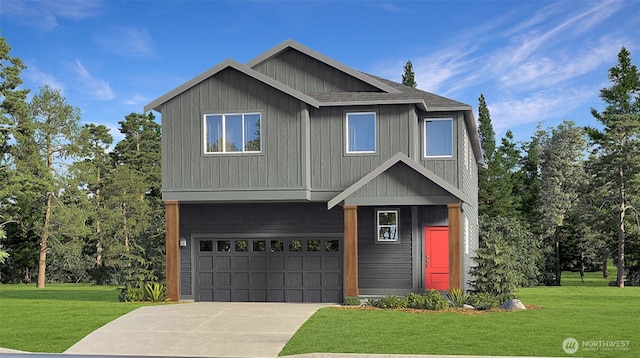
[363,298,379,307]
[467,292,500,310]
[422,289,449,310]
[405,292,427,309]
[343,297,361,306]
[447,288,470,307]
[144,282,167,302]
[377,295,407,309]
[119,286,146,302]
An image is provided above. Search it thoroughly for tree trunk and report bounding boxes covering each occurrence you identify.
[617,164,625,288]
[603,257,608,279]
[555,226,561,286]
[37,191,52,288]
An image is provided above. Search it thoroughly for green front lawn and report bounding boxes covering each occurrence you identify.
[281,270,639,357]
[0,284,148,353]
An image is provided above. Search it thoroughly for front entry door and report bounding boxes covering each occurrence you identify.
[424,227,449,290]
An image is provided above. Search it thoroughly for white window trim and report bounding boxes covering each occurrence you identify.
[203,112,261,154]
[345,112,377,154]
[424,117,453,158]
[376,209,399,243]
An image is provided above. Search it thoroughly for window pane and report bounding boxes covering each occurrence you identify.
[205,115,223,152]
[244,114,261,152]
[289,240,302,252]
[378,227,397,241]
[347,113,375,152]
[378,211,397,225]
[253,240,265,252]
[217,240,231,252]
[235,240,248,252]
[326,240,339,252]
[199,240,213,252]
[270,240,283,252]
[225,114,243,152]
[307,240,321,252]
[425,119,453,157]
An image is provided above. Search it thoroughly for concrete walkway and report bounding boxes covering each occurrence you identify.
[64,302,328,357]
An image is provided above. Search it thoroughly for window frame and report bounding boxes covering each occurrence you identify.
[376,209,400,243]
[345,111,377,154]
[423,117,454,158]
[203,112,262,154]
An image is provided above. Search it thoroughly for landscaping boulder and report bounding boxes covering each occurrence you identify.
[500,299,526,310]
[461,304,475,310]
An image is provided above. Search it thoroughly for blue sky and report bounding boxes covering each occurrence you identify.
[1,0,638,144]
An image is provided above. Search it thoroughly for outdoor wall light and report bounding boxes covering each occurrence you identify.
[179,237,187,247]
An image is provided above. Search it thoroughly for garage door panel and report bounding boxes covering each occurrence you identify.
[288,256,303,270]
[304,256,322,270]
[289,272,303,286]
[270,256,286,270]
[199,257,213,270]
[216,272,231,286]
[234,256,249,269]
[234,272,249,286]
[270,272,286,286]
[251,256,267,270]
[196,238,341,303]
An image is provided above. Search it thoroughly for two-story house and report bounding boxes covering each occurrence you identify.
[144,40,482,303]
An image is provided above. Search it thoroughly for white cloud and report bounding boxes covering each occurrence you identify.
[122,93,148,106]
[93,26,155,57]
[24,65,65,92]
[2,0,105,32]
[72,61,115,101]
[488,87,594,134]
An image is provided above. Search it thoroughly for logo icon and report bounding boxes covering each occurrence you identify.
[563,337,579,354]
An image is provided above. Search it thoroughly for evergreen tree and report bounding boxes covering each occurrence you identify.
[401,60,417,88]
[587,47,640,287]
[29,85,81,288]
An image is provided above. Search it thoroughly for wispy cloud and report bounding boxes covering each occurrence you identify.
[489,86,595,135]
[2,0,105,32]
[93,26,155,57]
[24,65,65,92]
[72,61,115,100]
[122,93,148,106]
[374,0,631,138]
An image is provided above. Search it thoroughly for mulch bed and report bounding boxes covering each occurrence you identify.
[334,304,543,315]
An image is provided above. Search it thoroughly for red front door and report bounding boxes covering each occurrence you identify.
[424,227,449,290]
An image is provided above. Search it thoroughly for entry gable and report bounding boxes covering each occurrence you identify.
[248,40,401,94]
[327,153,474,209]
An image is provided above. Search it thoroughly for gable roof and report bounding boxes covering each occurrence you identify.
[327,152,475,209]
[247,39,401,94]
[143,40,484,166]
[144,59,320,113]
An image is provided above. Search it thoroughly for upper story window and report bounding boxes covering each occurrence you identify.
[204,113,261,153]
[424,118,453,157]
[346,112,376,153]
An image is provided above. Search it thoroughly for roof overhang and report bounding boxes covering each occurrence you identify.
[247,40,402,95]
[144,59,320,113]
[327,152,475,210]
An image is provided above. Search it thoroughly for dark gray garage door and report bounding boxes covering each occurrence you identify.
[196,237,342,303]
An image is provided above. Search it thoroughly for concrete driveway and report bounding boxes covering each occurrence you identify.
[64,302,329,357]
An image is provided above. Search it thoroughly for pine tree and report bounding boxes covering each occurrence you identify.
[401,60,417,88]
[587,47,640,287]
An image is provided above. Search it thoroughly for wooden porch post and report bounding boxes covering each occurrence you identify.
[343,205,359,297]
[448,203,462,290]
[165,201,180,301]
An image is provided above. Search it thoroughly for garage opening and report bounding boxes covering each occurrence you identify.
[195,237,342,302]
